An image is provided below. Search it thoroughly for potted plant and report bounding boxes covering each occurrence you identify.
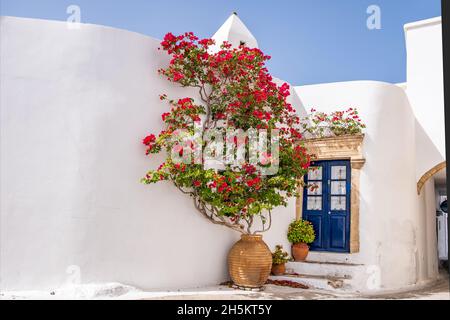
[271,245,290,276]
[141,32,311,288]
[287,219,316,261]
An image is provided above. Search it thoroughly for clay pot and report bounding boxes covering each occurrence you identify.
[292,243,309,261]
[228,234,272,288]
[271,263,286,276]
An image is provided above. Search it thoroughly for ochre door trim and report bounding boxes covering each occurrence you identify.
[297,134,365,253]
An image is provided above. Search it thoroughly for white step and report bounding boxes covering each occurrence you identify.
[285,260,366,279]
[270,260,372,292]
[269,274,352,291]
[304,251,358,264]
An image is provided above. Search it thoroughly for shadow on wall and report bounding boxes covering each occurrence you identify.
[291,89,308,118]
[415,118,446,184]
[71,44,241,291]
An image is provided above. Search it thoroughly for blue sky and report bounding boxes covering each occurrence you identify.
[0,0,442,85]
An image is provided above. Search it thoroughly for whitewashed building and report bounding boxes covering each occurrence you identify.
[0,13,446,293]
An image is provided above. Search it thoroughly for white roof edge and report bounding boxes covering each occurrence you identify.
[210,13,258,51]
[292,80,403,89]
[396,82,407,90]
[404,16,441,31]
[0,15,163,42]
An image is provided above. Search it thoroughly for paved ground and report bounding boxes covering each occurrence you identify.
[144,274,449,300]
[2,272,448,300]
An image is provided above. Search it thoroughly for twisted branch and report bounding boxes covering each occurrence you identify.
[192,194,246,234]
[253,210,272,234]
[174,77,274,235]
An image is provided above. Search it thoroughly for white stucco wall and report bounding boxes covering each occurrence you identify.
[294,81,438,290]
[0,16,240,291]
[404,17,445,180]
[0,16,297,292]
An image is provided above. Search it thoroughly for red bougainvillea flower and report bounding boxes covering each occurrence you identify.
[143,134,156,145]
[218,182,229,193]
[173,72,184,82]
[215,113,226,120]
[246,177,262,189]
[193,180,202,187]
[243,164,257,175]
[161,112,170,121]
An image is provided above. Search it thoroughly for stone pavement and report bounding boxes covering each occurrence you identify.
[1,273,448,300]
[145,275,449,300]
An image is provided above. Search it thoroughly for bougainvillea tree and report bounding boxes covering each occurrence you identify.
[141,32,311,234]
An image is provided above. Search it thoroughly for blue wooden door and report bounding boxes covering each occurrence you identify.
[302,160,351,253]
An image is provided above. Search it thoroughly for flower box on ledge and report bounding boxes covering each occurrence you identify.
[302,134,365,169]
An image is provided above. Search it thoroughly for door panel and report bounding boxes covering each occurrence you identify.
[307,215,323,248]
[303,160,351,253]
[303,162,327,251]
[330,215,346,250]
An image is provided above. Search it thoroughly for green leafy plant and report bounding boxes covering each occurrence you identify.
[272,245,291,265]
[287,219,316,244]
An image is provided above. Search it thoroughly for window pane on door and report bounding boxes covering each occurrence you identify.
[331,166,346,180]
[307,182,322,195]
[331,196,346,211]
[331,181,346,195]
[308,166,322,180]
[307,196,322,210]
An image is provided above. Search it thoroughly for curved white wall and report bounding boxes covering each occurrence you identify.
[0,16,246,291]
[0,16,299,292]
[294,81,438,290]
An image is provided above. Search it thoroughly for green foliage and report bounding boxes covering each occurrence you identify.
[287,219,316,244]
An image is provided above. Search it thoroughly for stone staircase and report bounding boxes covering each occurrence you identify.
[269,260,368,292]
